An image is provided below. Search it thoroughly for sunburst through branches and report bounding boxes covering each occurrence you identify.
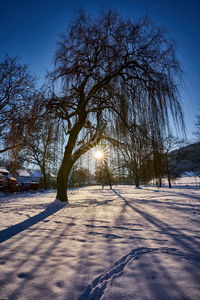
[93,145,107,162]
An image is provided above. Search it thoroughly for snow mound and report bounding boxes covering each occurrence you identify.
[53,198,68,208]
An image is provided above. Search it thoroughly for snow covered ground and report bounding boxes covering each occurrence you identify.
[0,185,199,299]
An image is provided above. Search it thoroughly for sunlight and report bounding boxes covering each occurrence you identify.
[94,150,104,160]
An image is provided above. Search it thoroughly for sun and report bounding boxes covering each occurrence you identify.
[94,150,104,160]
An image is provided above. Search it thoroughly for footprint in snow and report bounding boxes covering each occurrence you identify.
[17,272,34,280]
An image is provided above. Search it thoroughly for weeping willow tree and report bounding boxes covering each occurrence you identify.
[48,9,184,202]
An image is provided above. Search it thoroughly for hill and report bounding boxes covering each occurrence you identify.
[169,141,200,177]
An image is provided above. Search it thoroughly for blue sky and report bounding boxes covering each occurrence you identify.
[1,0,199,140]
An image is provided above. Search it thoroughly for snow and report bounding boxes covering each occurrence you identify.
[170,175,200,187]
[17,169,31,177]
[29,170,43,179]
[0,167,9,174]
[0,185,199,299]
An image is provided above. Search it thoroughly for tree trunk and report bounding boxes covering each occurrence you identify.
[156,177,162,187]
[104,161,112,189]
[134,175,140,188]
[165,153,172,188]
[41,166,48,189]
[56,158,73,202]
[167,173,172,188]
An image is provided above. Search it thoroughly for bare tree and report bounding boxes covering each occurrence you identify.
[161,134,187,187]
[119,128,152,187]
[24,116,62,189]
[0,55,37,154]
[70,166,91,186]
[48,9,184,202]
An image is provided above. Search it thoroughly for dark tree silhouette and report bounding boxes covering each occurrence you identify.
[48,9,184,202]
[25,116,61,189]
[119,128,152,188]
[0,55,38,155]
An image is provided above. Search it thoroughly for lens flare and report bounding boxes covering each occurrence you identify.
[94,150,104,160]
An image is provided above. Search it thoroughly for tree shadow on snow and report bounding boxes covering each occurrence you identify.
[0,200,67,243]
[77,188,200,300]
[142,187,200,201]
[112,189,200,257]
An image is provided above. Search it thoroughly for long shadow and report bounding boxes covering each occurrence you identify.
[0,211,70,300]
[142,187,200,201]
[112,189,200,257]
[0,200,67,243]
[77,188,200,299]
[125,197,200,209]
[77,246,200,300]
[166,190,200,201]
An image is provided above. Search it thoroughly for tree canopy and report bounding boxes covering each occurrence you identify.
[47,9,185,201]
[0,55,38,154]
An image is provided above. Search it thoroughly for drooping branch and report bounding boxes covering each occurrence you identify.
[49,8,185,201]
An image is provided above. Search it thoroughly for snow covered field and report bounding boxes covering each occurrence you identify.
[0,185,200,300]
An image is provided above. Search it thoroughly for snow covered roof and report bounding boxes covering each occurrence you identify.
[30,170,43,178]
[49,173,57,178]
[18,169,31,177]
[0,167,9,174]
[8,176,17,181]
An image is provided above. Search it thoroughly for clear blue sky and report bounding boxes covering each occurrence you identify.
[1,0,199,140]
